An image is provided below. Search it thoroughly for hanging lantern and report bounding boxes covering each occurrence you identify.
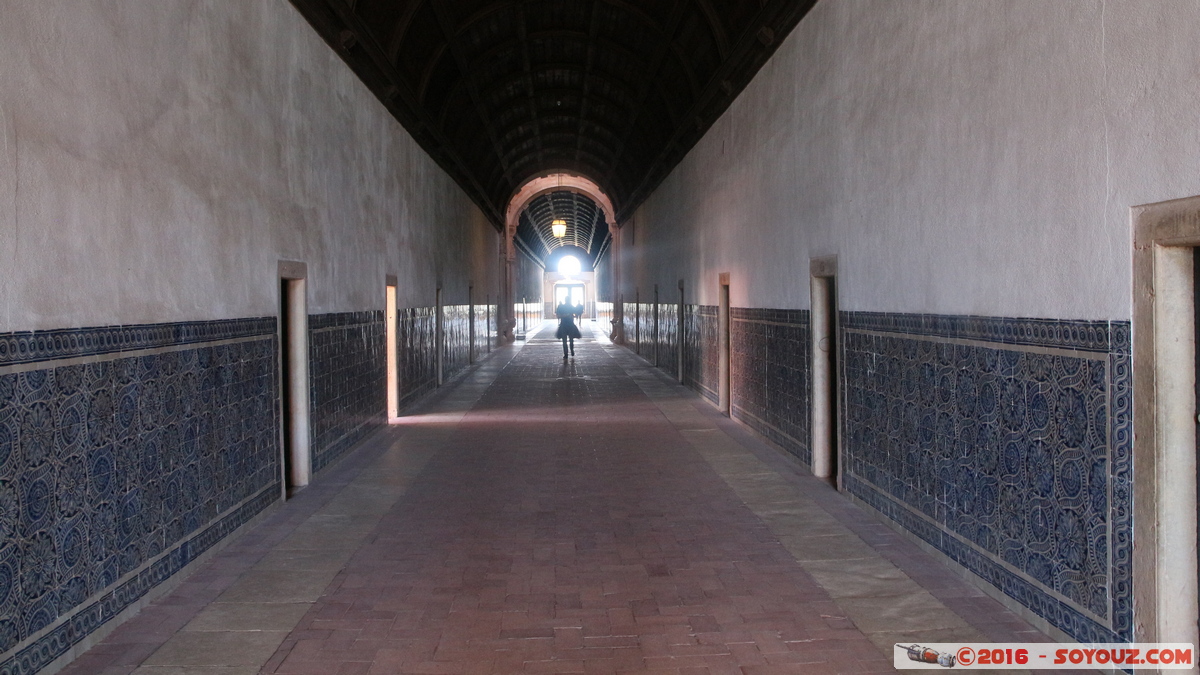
[551,218,567,238]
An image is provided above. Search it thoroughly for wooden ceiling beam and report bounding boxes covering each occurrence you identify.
[291,0,814,229]
[428,1,518,188]
[472,64,640,109]
[600,0,689,200]
[575,0,601,166]
[384,0,426,64]
[468,29,642,69]
[571,192,582,248]
[417,43,448,104]
[495,113,625,149]
[436,64,643,134]
[694,0,730,60]
[459,0,663,42]
[515,2,546,167]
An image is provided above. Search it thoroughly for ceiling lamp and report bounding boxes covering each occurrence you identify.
[551,218,567,238]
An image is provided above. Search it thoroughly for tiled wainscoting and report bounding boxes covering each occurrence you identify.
[308,312,385,473]
[615,303,1132,643]
[730,309,810,466]
[442,305,471,381]
[656,303,679,373]
[595,302,612,336]
[0,319,281,675]
[473,304,495,362]
[513,303,542,336]
[620,304,636,355]
[621,303,653,357]
[398,307,438,408]
[682,305,718,404]
[0,304,496,674]
[841,313,1132,642]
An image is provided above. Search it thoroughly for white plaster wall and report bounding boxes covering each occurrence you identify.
[626,0,1200,319]
[0,0,497,332]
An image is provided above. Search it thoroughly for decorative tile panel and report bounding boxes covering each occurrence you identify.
[655,303,679,378]
[639,304,653,357]
[627,303,640,354]
[0,319,280,674]
[513,303,542,337]
[682,305,718,404]
[398,307,438,408]
[841,312,1132,642]
[473,305,494,359]
[442,305,471,382]
[730,308,810,465]
[0,319,274,367]
[308,312,385,473]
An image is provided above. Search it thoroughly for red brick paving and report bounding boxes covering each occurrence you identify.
[263,332,893,674]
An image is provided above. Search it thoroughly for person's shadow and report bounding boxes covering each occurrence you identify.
[559,359,579,379]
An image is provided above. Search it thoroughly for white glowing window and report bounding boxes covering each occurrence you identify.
[558,255,581,277]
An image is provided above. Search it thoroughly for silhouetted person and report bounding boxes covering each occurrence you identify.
[556,301,581,358]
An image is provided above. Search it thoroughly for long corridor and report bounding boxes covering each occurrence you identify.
[62,322,1051,675]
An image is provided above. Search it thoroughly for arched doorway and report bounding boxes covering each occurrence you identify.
[499,173,620,341]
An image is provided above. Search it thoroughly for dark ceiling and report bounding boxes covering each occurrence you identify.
[290,0,816,231]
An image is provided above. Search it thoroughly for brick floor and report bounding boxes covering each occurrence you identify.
[59,321,1055,675]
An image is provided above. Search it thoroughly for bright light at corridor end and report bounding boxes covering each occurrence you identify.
[558,255,581,277]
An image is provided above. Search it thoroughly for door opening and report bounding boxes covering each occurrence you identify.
[1133,196,1200,645]
[718,273,731,415]
[554,283,584,308]
[811,261,838,485]
[436,287,444,386]
[386,278,398,420]
[677,280,685,383]
[279,269,310,496]
[635,288,641,355]
[1194,247,1200,630]
[653,284,660,367]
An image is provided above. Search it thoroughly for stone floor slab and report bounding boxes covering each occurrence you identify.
[140,631,290,667]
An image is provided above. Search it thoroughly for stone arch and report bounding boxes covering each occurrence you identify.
[504,173,617,253]
[498,173,619,341]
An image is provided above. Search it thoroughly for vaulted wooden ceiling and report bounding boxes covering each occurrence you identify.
[290,0,816,229]
[515,191,609,264]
